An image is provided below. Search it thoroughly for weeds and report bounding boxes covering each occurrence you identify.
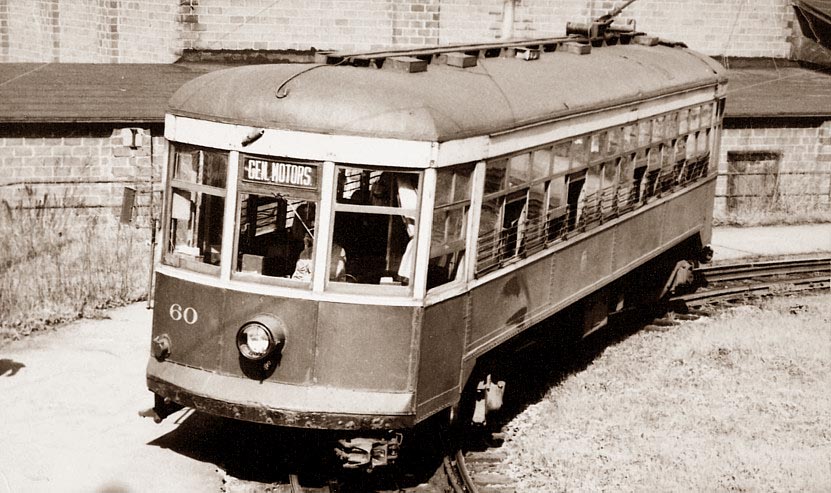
[0,189,150,344]
[715,180,831,226]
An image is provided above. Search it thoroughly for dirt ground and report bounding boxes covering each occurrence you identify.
[0,303,224,493]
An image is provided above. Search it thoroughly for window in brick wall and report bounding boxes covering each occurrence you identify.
[726,151,781,214]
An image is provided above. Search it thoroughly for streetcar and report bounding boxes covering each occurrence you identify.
[145,16,726,469]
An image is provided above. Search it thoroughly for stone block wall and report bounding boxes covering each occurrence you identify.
[0,0,799,62]
[0,126,164,227]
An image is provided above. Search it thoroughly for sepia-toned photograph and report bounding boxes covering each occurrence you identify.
[1,1,829,491]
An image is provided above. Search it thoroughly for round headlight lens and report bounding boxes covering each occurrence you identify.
[238,323,274,360]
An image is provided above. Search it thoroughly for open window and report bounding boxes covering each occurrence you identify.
[565,171,586,232]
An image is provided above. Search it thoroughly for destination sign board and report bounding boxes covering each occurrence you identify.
[242,157,318,189]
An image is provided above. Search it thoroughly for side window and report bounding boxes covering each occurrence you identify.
[547,176,567,241]
[527,148,551,250]
[475,150,551,276]
[700,103,713,130]
[332,167,420,287]
[675,136,688,184]
[632,151,648,205]
[617,154,635,212]
[643,148,661,200]
[165,145,228,275]
[600,159,619,218]
[689,106,701,131]
[582,164,602,228]
[658,143,676,194]
[566,171,586,232]
[428,165,473,291]
[638,119,652,147]
[678,108,690,135]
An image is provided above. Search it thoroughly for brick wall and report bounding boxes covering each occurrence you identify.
[610,0,794,58]
[1,0,180,63]
[0,0,800,62]
[0,126,164,226]
[716,123,831,220]
[179,0,797,55]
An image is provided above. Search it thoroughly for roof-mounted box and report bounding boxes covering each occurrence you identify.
[384,56,428,73]
[445,52,478,68]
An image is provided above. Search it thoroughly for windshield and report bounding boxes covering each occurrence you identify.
[162,148,423,294]
[331,167,420,286]
[234,156,321,286]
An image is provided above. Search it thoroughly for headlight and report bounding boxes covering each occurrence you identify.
[238,323,273,360]
[236,315,286,361]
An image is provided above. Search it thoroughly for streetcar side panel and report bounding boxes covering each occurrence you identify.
[661,180,715,247]
[467,255,555,353]
[610,202,666,272]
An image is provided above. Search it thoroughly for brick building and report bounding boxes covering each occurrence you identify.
[1,0,830,222]
[0,0,798,61]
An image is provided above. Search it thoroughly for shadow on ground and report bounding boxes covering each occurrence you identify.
[0,359,25,377]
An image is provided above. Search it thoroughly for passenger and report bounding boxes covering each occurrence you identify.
[291,234,347,281]
[396,175,418,284]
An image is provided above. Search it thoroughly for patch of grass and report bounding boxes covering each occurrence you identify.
[714,193,831,227]
[501,293,831,491]
[0,192,150,344]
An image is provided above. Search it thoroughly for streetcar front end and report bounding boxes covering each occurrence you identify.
[146,131,431,437]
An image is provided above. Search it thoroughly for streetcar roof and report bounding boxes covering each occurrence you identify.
[168,43,726,142]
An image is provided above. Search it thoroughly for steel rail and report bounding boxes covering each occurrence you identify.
[697,256,830,283]
[673,275,829,305]
[444,451,480,493]
[455,450,479,493]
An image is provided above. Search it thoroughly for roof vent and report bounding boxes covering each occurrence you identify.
[383,56,428,73]
[564,41,591,55]
[444,52,478,68]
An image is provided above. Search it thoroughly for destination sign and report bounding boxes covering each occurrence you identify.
[242,157,318,189]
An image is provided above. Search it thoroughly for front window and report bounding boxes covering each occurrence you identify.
[164,144,227,275]
[234,156,320,286]
[332,166,420,287]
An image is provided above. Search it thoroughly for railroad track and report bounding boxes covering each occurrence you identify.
[672,255,830,306]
